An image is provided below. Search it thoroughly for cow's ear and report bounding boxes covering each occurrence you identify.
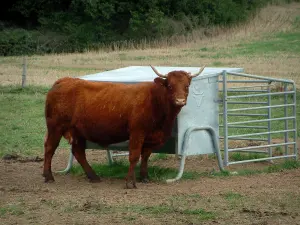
[154,77,167,86]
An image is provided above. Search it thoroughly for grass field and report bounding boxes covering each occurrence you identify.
[1,2,300,225]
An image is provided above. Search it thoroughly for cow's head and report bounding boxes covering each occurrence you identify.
[151,65,205,107]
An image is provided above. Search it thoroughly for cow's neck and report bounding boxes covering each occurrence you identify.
[152,84,182,133]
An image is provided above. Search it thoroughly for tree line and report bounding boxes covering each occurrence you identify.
[0,0,294,56]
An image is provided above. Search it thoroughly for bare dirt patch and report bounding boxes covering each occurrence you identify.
[1,149,300,225]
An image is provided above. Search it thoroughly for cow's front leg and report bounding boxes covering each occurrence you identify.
[72,137,101,183]
[126,132,144,189]
[140,148,152,183]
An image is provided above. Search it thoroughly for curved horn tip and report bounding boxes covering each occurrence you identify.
[190,66,206,78]
[150,65,167,78]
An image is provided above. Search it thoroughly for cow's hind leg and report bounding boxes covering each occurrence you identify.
[72,137,101,183]
[43,130,62,182]
[140,148,152,183]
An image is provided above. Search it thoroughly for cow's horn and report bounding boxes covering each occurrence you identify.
[150,65,167,78]
[189,66,205,78]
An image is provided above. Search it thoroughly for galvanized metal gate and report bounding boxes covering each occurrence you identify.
[219,71,297,166]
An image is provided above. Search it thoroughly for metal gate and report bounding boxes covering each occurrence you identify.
[219,71,298,166]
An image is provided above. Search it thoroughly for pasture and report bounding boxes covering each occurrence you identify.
[0,3,300,225]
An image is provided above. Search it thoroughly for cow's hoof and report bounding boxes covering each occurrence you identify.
[43,173,55,183]
[125,181,137,189]
[140,177,149,183]
[88,175,101,183]
[45,178,55,183]
[44,176,55,183]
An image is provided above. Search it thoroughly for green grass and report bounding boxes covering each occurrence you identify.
[223,191,243,201]
[151,153,168,161]
[230,152,268,161]
[70,160,201,181]
[69,158,300,181]
[235,159,300,176]
[235,32,300,55]
[123,205,216,220]
[0,85,68,157]
[232,32,300,56]
[0,204,25,217]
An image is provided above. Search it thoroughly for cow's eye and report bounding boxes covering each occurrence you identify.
[185,86,189,90]
[168,85,172,90]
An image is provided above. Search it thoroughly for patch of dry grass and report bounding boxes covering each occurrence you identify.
[0,3,299,87]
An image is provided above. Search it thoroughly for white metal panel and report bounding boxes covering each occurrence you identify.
[80,66,243,83]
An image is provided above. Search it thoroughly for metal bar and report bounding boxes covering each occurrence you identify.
[226,89,269,93]
[227,72,295,84]
[229,150,268,153]
[218,80,269,83]
[228,142,296,152]
[292,85,298,160]
[228,84,272,89]
[166,155,186,183]
[228,129,296,138]
[267,85,272,158]
[227,101,268,105]
[166,125,225,183]
[219,125,268,129]
[220,113,268,117]
[222,70,229,167]
[227,91,295,99]
[57,147,74,174]
[219,137,268,141]
[228,117,295,125]
[111,153,129,157]
[227,103,295,112]
[228,155,297,165]
[284,84,288,155]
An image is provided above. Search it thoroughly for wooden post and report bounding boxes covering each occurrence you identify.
[22,56,27,88]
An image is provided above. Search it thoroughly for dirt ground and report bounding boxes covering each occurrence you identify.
[1,148,300,225]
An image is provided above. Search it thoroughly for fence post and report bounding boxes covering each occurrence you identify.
[22,56,27,88]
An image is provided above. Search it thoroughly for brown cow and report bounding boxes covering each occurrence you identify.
[43,65,205,188]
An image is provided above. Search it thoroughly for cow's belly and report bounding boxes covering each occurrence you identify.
[75,119,130,146]
[143,129,169,149]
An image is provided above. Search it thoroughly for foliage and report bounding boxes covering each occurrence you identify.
[1,0,293,55]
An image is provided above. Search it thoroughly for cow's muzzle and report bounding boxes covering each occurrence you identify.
[175,98,186,106]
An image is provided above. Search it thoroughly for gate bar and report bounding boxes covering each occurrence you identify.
[228,142,296,152]
[228,129,296,138]
[227,91,295,99]
[226,101,268,105]
[219,125,268,129]
[222,70,229,166]
[228,116,295,125]
[220,137,268,141]
[292,85,298,159]
[228,155,297,165]
[227,104,295,112]
[220,113,268,117]
[227,72,296,84]
[219,80,269,83]
[226,89,269,93]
